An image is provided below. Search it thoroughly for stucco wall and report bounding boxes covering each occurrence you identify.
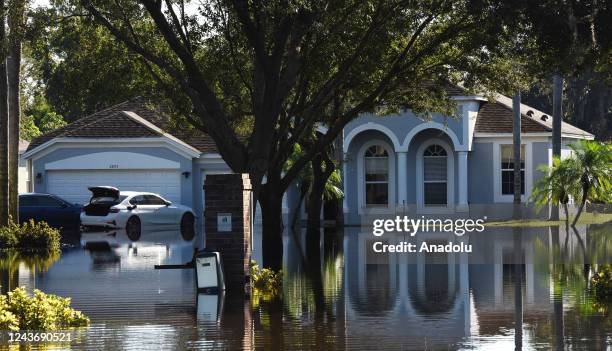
[469,142,494,203]
[532,141,550,187]
[344,110,465,151]
[31,146,195,206]
[343,127,462,224]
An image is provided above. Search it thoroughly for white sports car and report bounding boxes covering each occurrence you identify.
[80,186,196,240]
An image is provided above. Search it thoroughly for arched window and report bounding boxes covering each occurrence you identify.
[364,145,389,205]
[423,144,447,205]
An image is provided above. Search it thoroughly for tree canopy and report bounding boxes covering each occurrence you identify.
[46,0,537,268]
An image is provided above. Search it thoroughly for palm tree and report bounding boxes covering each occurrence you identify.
[532,141,611,227]
[531,157,580,227]
[0,0,10,226]
[569,140,612,226]
[7,0,26,220]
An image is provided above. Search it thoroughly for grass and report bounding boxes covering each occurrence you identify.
[485,212,612,228]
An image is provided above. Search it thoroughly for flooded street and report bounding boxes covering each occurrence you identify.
[2,223,611,350]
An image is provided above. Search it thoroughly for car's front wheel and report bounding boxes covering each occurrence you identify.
[180,213,195,241]
[126,216,141,241]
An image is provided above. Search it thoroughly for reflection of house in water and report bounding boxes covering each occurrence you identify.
[344,228,471,349]
[341,225,592,349]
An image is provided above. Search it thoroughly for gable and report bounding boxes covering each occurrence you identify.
[26,98,220,154]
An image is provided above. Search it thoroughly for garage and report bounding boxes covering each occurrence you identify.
[47,169,182,205]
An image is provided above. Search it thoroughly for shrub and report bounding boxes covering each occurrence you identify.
[249,260,282,303]
[0,295,19,331]
[0,220,61,251]
[0,221,20,248]
[592,265,612,300]
[2,287,89,330]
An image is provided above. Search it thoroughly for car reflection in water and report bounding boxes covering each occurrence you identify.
[80,226,198,270]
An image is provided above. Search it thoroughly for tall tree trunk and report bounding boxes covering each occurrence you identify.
[512,92,522,217]
[551,74,563,221]
[7,0,23,220]
[306,149,334,249]
[0,1,10,226]
[258,179,284,271]
[290,183,308,229]
[571,182,589,227]
[334,131,345,228]
[563,202,569,229]
[306,155,325,230]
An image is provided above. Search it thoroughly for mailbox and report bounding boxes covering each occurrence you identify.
[195,251,225,294]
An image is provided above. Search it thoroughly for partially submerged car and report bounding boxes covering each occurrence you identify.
[19,193,82,230]
[81,186,196,240]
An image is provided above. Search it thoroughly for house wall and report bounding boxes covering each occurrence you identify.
[469,142,494,203]
[344,110,466,150]
[18,157,29,193]
[31,146,194,205]
[532,141,549,186]
[343,127,462,225]
[344,130,397,225]
[341,111,594,222]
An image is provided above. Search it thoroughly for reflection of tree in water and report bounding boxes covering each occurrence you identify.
[528,223,612,349]
[251,230,345,350]
[0,250,60,294]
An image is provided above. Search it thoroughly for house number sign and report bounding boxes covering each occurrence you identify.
[217,213,232,232]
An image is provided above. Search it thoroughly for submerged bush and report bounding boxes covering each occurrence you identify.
[0,220,61,251]
[0,287,89,331]
[592,265,612,300]
[250,260,282,304]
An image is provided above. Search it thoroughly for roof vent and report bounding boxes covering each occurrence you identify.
[541,114,549,121]
[526,110,534,117]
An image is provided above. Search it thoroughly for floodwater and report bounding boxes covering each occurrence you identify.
[1,223,611,350]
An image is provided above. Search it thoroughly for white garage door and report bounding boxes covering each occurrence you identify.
[47,170,181,205]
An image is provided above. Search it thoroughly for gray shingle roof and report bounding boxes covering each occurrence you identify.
[475,101,550,133]
[475,94,594,137]
[27,98,219,154]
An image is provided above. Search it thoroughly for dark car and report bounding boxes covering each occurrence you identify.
[19,193,82,231]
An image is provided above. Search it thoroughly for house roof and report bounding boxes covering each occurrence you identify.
[26,98,220,154]
[475,94,594,138]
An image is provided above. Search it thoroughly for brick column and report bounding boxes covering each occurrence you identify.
[204,174,252,289]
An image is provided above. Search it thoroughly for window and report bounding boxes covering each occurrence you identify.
[145,195,167,205]
[130,195,146,205]
[364,145,389,205]
[37,196,64,207]
[423,145,448,205]
[501,145,525,195]
[19,196,37,206]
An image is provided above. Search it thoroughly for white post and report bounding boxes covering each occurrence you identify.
[457,151,469,212]
[397,151,408,207]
